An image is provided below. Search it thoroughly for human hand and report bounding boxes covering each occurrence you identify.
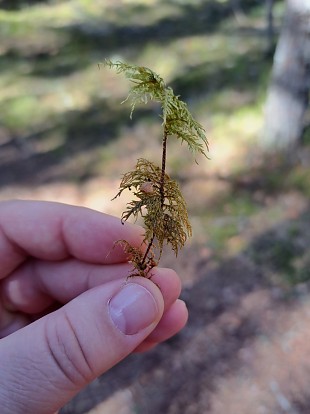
[0,200,188,414]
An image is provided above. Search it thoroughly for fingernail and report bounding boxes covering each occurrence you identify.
[109,283,159,335]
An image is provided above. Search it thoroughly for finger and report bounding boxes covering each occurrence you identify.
[0,268,182,342]
[0,278,164,414]
[0,302,30,339]
[148,268,181,311]
[1,261,133,313]
[134,299,188,352]
[0,200,144,279]
[2,262,181,315]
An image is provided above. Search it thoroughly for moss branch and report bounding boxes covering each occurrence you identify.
[141,127,168,268]
[142,234,156,266]
[160,128,168,207]
[106,60,208,277]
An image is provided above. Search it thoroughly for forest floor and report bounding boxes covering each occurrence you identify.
[3,106,310,414]
[1,1,310,413]
[61,190,310,414]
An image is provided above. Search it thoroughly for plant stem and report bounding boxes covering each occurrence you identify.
[141,234,155,265]
[160,128,168,207]
[141,128,168,269]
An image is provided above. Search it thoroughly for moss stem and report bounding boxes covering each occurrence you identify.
[141,128,168,269]
[160,128,168,207]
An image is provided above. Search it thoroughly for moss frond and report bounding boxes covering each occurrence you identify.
[113,158,192,256]
[162,87,208,156]
[105,60,208,156]
[115,240,157,277]
[106,61,208,276]
[105,60,165,118]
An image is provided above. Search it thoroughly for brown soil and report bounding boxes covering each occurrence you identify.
[1,139,310,414]
[58,189,310,414]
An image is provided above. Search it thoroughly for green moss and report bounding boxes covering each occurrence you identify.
[205,218,239,252]
[0,15,33,37]
[226,195,260,216]
[287,168,310,198]
[303,125,310,146]
[200,191,260,255]
[0,95,47,132]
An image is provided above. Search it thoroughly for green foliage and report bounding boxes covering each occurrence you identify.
[105,60,208,157]
[107,61,208,277]
[114,239,157,278]
[113,158,192,256]
[1,96,42,132]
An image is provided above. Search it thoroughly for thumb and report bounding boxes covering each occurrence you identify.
[0,278,163,414]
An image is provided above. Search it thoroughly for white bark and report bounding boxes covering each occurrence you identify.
[262,0,310,152]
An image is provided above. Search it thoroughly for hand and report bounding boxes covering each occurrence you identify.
[0,200,188,414]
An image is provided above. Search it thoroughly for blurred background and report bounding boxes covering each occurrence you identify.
[1,0,310,413]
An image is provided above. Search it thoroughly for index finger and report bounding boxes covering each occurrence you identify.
[0,200,144,279]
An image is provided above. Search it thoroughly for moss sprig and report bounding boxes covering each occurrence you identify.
[105,60,208,156]
[106,61,208,277]
[113,158,192,257]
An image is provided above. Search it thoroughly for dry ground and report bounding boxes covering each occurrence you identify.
[1,160,309,414]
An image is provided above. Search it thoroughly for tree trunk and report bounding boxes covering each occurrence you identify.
[262,0,310,153]
[266,0,275,54]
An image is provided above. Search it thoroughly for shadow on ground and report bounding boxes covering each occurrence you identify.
[60,205,310,414]
[0,103,157,187]
[0,43,272,188]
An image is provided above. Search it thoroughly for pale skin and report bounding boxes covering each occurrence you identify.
[0,200,188,414]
